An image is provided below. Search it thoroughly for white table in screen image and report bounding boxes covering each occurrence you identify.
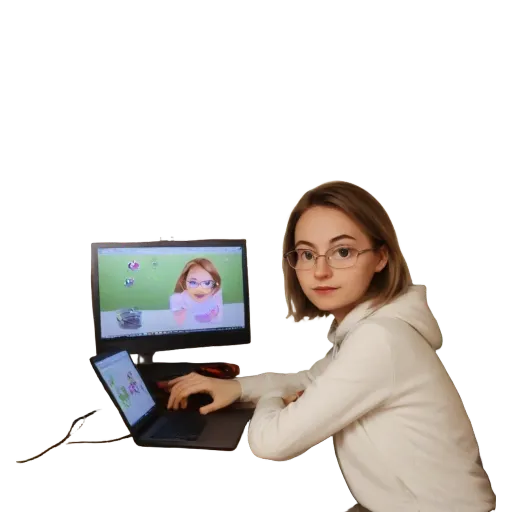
[100,303,245,338]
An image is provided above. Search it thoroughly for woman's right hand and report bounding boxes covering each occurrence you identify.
[165,372,242,415]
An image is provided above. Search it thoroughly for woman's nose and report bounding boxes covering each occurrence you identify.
[314,256,332,278]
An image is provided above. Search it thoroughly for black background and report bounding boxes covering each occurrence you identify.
[14,176,497,504]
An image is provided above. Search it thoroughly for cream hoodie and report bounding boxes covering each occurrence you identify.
[234,285,496,512]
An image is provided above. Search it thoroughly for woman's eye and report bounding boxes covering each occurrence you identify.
[299,250,314,260]
[334,247,352,259]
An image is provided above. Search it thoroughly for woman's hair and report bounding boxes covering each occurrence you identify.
[283,181,413,321]
[174,258,222,295]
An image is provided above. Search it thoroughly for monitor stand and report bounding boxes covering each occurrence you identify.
[137,353,155,365]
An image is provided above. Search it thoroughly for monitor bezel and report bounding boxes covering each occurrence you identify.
[91,239,251,356]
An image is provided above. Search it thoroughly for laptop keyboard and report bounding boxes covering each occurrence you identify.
[150,413,206,441]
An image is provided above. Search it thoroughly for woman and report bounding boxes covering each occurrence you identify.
[164,181,496,512]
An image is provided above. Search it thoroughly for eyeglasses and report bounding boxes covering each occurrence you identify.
[186,279,217,289]
[283,245,380,270]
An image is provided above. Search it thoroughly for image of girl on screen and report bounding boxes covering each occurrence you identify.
[169,258,223,326]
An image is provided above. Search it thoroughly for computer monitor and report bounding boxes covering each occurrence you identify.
[91,239,251,362]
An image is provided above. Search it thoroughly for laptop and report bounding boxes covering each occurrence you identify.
[91,349,255,450]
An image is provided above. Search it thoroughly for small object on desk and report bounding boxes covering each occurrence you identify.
[116,307,142,329]
[196,362,240,379]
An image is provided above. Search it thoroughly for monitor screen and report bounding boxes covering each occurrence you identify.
[91,239,250,355]
[93,351,155,426]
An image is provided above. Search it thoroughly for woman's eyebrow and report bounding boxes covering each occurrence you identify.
[295,234,357,248]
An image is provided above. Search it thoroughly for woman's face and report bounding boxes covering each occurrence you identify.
[185,265,216,302]
[294,206,388,322]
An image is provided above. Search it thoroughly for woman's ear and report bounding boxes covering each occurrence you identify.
[375,245,389,273]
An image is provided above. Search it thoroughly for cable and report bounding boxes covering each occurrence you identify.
[16,409,131,464]
[68,434,132,444]
[17,360,241,463]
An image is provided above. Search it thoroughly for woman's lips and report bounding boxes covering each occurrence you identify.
[313,287,338,295]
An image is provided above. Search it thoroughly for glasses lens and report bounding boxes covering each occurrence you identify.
[202,280,215,288]
[328,246,356,268]
[287,249,316,269]
[286,251,298,268]
[187,280,198,288]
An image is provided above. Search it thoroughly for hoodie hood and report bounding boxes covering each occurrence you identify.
[327,284,443,354]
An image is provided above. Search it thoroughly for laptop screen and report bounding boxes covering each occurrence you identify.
[96,245,246,340]
[94,351,156,426]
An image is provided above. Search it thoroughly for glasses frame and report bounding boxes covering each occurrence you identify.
[186,279,217,289]
[283,244,381,270]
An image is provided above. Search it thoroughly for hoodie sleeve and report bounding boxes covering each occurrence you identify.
[247,322,394,461]
[233,348,333,403]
